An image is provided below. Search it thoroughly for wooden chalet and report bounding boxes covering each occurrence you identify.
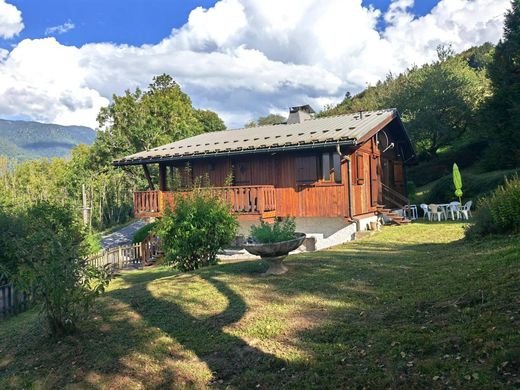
[114,106,415,246]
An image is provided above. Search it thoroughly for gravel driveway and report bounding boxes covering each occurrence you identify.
[101,220,147,249]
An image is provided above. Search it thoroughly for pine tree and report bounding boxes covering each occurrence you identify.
[483,0,520,168]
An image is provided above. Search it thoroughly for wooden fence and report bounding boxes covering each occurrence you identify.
[0,282,31,320]
[87,235,161,271]
[1,236,161,321]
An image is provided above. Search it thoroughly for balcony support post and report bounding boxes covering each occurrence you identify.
[142,164,154,190]
[159,163,167,191]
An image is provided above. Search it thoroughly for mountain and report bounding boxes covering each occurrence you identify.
[0,119,97,161]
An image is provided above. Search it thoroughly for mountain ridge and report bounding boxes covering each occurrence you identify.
[0,118,97,161]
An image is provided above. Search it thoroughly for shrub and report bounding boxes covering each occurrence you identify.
[0,202,111,337]
[250,217,296,243]
[466,175,520,237]
[156,190,238,272]
[132,221,158,244]
[84,232,102,255]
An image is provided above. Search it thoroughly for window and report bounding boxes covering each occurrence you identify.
[332,153,341,183]
[319,152,342,183]
[321,153,331,181]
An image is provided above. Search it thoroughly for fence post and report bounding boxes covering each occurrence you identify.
[118,246,123,268]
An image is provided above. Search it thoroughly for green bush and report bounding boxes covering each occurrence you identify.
[466,175,520,237]
[84,232,102,255]
[0,202,111,337]
[132,221,158,244]
[250,217,296,243]
[156,190,238,272]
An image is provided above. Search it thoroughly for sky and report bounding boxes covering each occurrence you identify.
[0,0,511,129]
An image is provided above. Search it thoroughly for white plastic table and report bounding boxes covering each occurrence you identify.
[403,204,418,220]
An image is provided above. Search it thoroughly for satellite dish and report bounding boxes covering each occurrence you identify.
[379,130,395,153]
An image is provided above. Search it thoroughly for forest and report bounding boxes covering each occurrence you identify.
[0,3,519,237]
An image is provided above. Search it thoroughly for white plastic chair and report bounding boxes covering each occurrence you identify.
[460,200,473,220]
[429,204,444,221]
[448,201,461,220]
[420,203,431,221]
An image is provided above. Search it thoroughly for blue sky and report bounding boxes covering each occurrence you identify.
[0,0,510,128]
[2,0,439,49]
[2,0,217,48]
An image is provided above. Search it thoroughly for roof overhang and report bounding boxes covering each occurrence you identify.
[113,139,358,166]
[112,108,416,167]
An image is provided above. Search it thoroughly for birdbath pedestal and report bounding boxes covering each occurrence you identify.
[242,233,306,276]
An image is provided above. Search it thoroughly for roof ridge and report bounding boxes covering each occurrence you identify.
[227,108,396,132]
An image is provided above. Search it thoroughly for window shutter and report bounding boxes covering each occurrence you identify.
[356,153,364,184]
[296,155,318,183]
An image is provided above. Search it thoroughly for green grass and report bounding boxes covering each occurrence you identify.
[1,222,519,389]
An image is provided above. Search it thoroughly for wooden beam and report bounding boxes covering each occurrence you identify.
[159,164,167,191]
[142,164,154,190]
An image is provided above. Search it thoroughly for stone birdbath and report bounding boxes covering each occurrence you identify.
[242,233,306,276]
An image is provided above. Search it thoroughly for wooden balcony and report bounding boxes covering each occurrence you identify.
[134,185,277,221]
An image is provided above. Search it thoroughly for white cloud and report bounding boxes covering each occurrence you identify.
[0,0,23,39]
[0,38,108,127]
[383,0,509,68]
[45,21,75,36]
[0,0,512,129]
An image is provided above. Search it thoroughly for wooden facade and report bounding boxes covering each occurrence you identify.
[132,121,410,221]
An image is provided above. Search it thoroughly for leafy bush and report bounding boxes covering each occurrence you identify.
[0,202,111,337]
[84,232,102,255]
[250,217,297,243]
[132,221,158,244]
[466,175,520,237]
[156,190,238,272]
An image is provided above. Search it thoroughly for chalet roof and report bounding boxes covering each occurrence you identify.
[114,108,403,166]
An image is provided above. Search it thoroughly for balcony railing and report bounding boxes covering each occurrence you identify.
[134,190,161,216]
[134,185,276,220]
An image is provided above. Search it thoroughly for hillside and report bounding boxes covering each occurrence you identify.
[0,119,96,161]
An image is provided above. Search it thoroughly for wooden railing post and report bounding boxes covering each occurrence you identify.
[258,187,265,214]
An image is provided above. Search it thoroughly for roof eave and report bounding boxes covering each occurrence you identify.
[113,139,357,167]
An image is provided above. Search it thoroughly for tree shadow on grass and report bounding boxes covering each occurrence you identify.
[109,270,288,388]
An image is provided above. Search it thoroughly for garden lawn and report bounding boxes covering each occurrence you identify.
[0,222,518,389]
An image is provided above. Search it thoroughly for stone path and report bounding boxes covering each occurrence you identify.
[101,220,147,249]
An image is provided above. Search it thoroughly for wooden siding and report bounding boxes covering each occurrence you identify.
[141,124,409,220]
[351,138,379,216]
[155,151,350,219]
